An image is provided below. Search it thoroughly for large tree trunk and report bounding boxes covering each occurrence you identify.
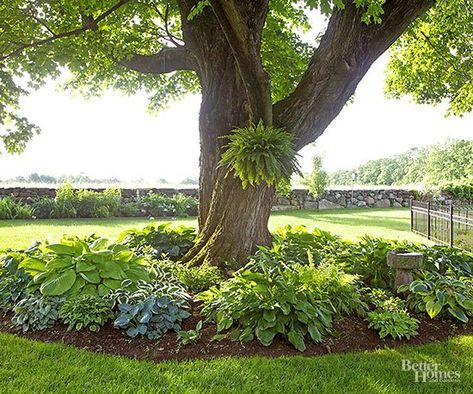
[178,0,274,267]
[185,49,274,267]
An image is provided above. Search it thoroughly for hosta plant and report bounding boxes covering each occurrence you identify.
[0,252,32,313]
[12,294,64,332]
[198,259,362,352]
[400,273,473,323]
[111,273,191,340]
[258,225,346,266]
[367,310,419,340]
[18,236,150,297]
[118,223,196,261]
[178,321,203,346]
[59,294,114,332]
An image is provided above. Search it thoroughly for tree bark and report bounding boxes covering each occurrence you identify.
[178,0,274,267]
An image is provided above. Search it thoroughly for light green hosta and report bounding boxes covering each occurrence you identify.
[18,236,150,298]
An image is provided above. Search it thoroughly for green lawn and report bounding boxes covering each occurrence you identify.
[0,208,429,249]
[0,332,471,393]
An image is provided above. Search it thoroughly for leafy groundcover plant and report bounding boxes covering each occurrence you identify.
[0,252,31,313]
[118,223,196,261]
[59,294,114,332]
[365,288,419,340]
[198,259,364,352]
[12,294,65,332]
[111,271,191,340]
[367,311,419,340]
[400,273,473,323]
[17,236,150,298]
[155,260,223,293]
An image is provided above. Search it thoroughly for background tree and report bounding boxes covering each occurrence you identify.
[328,140,473,187]
[2,0,467,266]
[303,154,329,198]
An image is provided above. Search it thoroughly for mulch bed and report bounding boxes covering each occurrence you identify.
[1,311,472,363]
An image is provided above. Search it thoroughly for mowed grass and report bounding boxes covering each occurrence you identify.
[0,208,429,249]
[0,332,472,393]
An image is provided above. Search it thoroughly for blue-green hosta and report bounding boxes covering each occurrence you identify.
[400,273,473,323]
[12,294,65,332]
[110,271,191,340]
[198,259,365,352]
[0,251,31,313]
[17,236,150,298]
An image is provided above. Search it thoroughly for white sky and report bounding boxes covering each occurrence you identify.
[0,52,472,183]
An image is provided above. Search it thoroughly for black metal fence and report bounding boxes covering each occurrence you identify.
[410,200,472,249]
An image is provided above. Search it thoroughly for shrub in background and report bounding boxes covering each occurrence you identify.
[51,183,77,218]
[140,193,198,217]
[0,196,33,220]
[29,197,56,219]
[302,154,329,198]
[74,188,121,218]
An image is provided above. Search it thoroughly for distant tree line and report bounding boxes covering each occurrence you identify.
[330,139,473,186]
[0,174,200,186]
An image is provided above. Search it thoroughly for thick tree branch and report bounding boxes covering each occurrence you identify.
[0,0,130,62]
[273,0,435,150]
[209,0,272,123]
[118,47,196,74]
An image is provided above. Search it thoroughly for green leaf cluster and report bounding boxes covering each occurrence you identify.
[177,321,203,346]
[198,259,364,352]
[157,260,223,293]
[367,310,419,340]
[118,223,196,261]
[400,273,473,323]
[0,197,34,220]
[111,278,191,340]
[11,294,65,333]
[18,236,150,297]
[59,294,114,332]
[0,252,31,312]
[386,0,473,116]
[220,122,301,189]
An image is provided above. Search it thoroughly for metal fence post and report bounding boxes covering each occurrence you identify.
[427,201,431,240]
[450,203,454,248]
[410,199,414,232]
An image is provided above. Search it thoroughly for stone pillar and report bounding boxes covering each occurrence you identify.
[387,251,423,292]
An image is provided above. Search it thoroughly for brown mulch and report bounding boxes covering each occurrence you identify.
[1,311,472,363]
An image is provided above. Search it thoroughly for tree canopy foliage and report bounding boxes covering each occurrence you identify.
[0,0,469,155]
[330,139,473,187]
[386,0,473,116]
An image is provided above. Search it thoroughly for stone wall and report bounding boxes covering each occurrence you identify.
[0,186,419,210]
[273,189,415,210]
